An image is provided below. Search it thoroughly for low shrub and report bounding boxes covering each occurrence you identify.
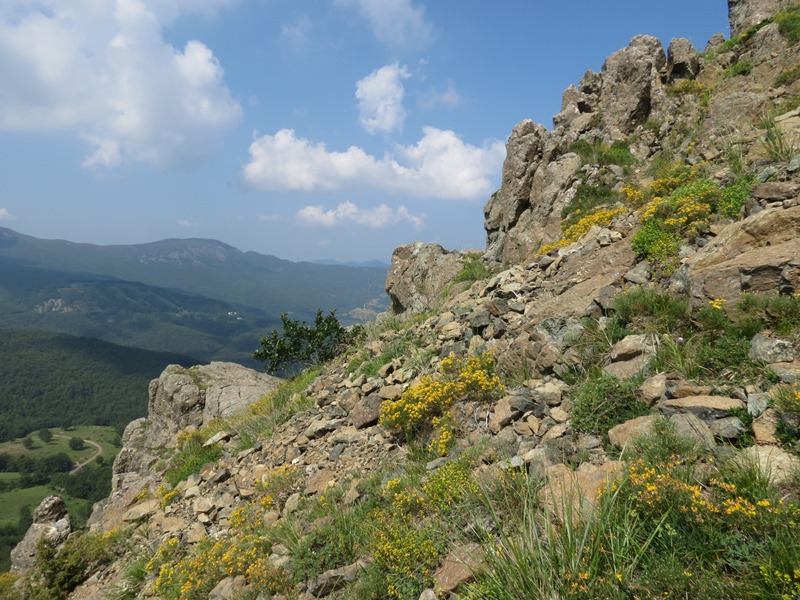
[570,371,650,436]
[379,353,503,440]
[724,59,753,78]
[775,3,800,45]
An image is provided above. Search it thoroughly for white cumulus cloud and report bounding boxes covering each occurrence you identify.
[0,208,15,220]
[297,201,424,230]
[177,219,196,228]
[356,63,410,134]
[243,127,504,200]
[333,0,432,50]
[0,1,241,168]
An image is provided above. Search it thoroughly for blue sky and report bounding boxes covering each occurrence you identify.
[1,1,729,263]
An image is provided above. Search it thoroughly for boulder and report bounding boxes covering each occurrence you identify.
[385,242,465,315]
[10,496,71,574]
[666,38,700,81]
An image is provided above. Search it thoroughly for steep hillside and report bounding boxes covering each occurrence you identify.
[3,1,800,599]
[0,330,196,441]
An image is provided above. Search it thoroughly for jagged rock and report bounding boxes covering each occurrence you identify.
[604,355,651,380]
[385,242,464,315]
[10,496,71,573]
[599,35,666,135]
[624,261,651,284]
[684,205,800,304]
[541,462,624,521]
[749,333,796,363]
[752,182,800,202]
[753,408,780,444]
[669,413,717,449]
[666,378,713,399]
[305,469,336,495]
[710,416,747,439]
[667,38,700,81]
[608,415,657,448]
[209,575,246,600]
[769,360,800,384]
[308,560,366,597]
[122,499,160,522]
[728,0,782,37]
[747,392,771,416]
[113,363,281,484]
[433,542,483,594]
[639,373,668,404]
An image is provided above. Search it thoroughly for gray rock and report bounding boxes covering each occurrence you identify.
[663,395,746,421]
[669,413,716,449]
[624,261,651,284]
[666,38,700,80]
[728,0,782,37]
[385,242,466,315]
[599,35,666,134]
[350,394,383,429]
[747,392,771,417]
[10,496,71,573]
[749,333,795,363]
[710,416,747,439]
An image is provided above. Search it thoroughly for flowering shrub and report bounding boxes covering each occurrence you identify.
[540,207,627,255]
[147,500,291,599]
[257,464,302,510]
[379,353,503,439]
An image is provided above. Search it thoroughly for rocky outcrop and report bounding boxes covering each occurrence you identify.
[111,362,282,484]
[10,496,71,574]
[728,0,782,37]
[385,242,466,314]
[683,203,800,304]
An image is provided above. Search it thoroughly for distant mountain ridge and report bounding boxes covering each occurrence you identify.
[0,228,388,318]
[0,228,389,362]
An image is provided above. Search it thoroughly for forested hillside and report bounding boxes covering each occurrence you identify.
[0,329,196,441]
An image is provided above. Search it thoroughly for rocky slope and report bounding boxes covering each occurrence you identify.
[6,1,800,599]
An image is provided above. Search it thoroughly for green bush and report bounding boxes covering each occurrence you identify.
[32,529,126,598]
[570,372,650,436]
[724,59,753,78]
[775,3,800,45]
[569,139,635,167]
[717,177,754,218]
[631,221,681,264]
[253,309,362,374]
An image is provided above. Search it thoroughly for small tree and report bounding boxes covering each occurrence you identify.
[253,309,362,374]
[37,428,53,444]
[69,437,86,451]
[22,437,34,450]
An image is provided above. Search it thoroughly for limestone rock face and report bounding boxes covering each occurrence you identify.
[112,362,282,482]
[666,38,701,80]
[599,35,667,136]
[728,0,782,37]
[683,205,800,304]
[385,242,465,315]
[10,496,71,574]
